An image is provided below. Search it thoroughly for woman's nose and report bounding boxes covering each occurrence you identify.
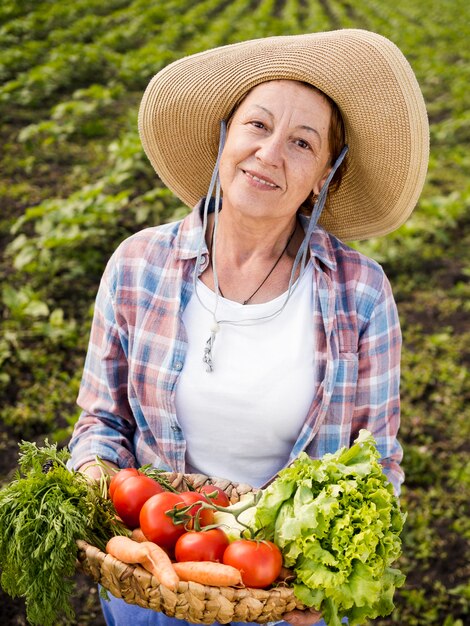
[255,133,283,167]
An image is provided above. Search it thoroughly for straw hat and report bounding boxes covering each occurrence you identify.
[138,29,429,241]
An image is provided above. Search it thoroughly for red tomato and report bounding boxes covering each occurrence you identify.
[175,528,229,563]
[108,468,140,500]
[139,491,187,549]
[112,475,164,529]
[179,491,215,528]
[198,484,230,507]
[223,539,282,588]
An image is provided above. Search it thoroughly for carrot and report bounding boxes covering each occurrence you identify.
[106,536,179,591]
[140,541,180,591]
[131,527,148,543]
[173,561,243,587]
[106,535,148,563]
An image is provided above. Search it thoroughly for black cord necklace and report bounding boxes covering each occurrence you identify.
[209,221,297,305]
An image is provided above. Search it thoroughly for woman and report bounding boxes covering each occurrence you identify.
[69,29,429,626]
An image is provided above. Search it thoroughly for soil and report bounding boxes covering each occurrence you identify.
[0,574,105,626]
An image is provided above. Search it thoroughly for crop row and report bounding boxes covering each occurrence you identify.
[1,0,468,396]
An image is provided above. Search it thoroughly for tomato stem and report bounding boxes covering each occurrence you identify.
[197,492,261,539]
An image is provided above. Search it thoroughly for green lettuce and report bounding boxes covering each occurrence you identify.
[252,430,406,626]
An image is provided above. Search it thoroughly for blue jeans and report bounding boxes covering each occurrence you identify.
[99,590,341,626]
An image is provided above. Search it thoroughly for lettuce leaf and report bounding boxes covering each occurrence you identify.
[252,430,406,626]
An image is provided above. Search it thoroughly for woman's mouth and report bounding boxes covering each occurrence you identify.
[242,169,279,189]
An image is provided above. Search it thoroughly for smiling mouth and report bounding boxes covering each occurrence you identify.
[243,170,279,188]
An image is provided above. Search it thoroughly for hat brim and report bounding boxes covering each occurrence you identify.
[138,29,429,241]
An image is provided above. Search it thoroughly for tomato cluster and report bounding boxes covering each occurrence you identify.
[108,469,283,588]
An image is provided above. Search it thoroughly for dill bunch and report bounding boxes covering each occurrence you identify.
[0,440,127,626]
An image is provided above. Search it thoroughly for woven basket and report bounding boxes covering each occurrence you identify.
[76,472,304,624]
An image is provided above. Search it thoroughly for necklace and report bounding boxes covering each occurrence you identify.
[209,222,297,305]
[200,218,301,373]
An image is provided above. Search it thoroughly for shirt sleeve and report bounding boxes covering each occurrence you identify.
[68,259,137,471]
[354,271,404,495]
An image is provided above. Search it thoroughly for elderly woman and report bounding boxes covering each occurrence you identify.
[69,29,429,626]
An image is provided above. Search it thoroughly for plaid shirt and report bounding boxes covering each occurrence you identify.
[69,203,404,494]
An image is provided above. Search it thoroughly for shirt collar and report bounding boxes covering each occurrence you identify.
[174,199,207,261]
[174,200,338,272]
[298,214,338,272]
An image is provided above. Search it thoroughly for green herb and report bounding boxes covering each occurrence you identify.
[0,440,127,626]
[138,464,180,493]
[251,430,406,626]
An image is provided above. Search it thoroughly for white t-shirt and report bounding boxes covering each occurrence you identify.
[175,263,315,487]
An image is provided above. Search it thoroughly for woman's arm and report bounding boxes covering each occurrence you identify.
[353,271,404,495]
[68,260,137,472]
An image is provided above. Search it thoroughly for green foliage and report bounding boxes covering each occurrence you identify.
[18,84,125,142]
[0,1,469,625]
[253,432,406,626]
[0,441,127,626]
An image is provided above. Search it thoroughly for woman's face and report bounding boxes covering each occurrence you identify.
[218,80,333,223]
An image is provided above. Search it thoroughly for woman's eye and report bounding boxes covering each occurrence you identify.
[295,138,311,150]
[250,120,266,129]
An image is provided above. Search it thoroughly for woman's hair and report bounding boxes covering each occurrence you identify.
[226,80,348,216]
[298,83,347,215]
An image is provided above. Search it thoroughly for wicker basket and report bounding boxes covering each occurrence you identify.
[76,472,304,624]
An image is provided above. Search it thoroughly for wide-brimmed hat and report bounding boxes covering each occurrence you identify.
[138,29,429,241]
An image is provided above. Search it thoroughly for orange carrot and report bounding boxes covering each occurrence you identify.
[106,536,179,591]
[140,541,180,591]
[173,561,243,587]
[131,527,148,543]
[106,535,148,563]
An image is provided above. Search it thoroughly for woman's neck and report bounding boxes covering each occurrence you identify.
[202,210,304,305]
[208,211,299,267]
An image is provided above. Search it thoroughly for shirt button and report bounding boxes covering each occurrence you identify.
[174,361,183,371]
[171,425,181,432]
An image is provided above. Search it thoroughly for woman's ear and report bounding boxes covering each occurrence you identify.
[313,166,332,196]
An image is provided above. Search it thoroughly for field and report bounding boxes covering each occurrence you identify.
[0,0,469,624]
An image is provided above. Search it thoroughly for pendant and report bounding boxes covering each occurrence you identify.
[202,321,220,373]
[203,334,215,372]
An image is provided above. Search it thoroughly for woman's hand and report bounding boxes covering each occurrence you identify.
[282,608,323,626]
[78,459,119,481]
